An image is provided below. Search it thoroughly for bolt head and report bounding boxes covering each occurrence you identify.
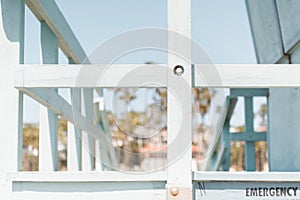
[170,187,179,196]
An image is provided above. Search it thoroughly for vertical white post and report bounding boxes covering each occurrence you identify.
[95,97,106,171]
[39,21,58,171]
[67,58,82,171]
[0,0,24,179]
[167,0,192,199]
[95,90,118,171]
[67,88,82,171]
[95,139,107,171]
[81,89,95,171]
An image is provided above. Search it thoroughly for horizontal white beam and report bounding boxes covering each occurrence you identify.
[25,0,87,63]
[9,171,300,183]
[15,64,168,88]
[16,64,300,88]
[8,171,167,182]
[193,171,300,182]
[195,64,300,88]
[19,88,104,140]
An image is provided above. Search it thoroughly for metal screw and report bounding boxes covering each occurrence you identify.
[170,187,179,196]
[173,65,184,76]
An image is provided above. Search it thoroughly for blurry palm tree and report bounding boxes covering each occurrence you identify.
[258,104,267,126]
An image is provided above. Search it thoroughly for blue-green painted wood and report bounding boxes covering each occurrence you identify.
[230,88,268,97]
[245,0,284,64]
[222,89,268,171]
[222,121,230,171]
[230,132,266,142]
[40,21,59,171]
[26,0,87,64]
[17,91,24,171]
[244,97,255,171]
[1,0,25,63]
[225,97,237,120]
[276,0,300,53]
[291,43,300,63]
[41,21,58,64]
[68,57,76,64]
[268,88,300,171]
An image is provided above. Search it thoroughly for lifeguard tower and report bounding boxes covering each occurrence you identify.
[0,0,300,199]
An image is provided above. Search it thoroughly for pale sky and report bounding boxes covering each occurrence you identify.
[23,0,265,128]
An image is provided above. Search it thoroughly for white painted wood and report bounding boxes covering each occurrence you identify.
[39,22,58,171]
[8,171,166,200]
[10,187,166,200]
[201,100,227,171]
[195,64,300,87]
[19,88,104,140]
[81,89,95,171]
[95,140,105,171]
[67,89,82,171]
[25,0,87,63]
[0,0,24,182]
[95,88,118,171]
[39,106,58,171]
[8,171,167,182]
[95,127,115,171]
[16,64,300,88]
[194,180,300,200]
[167,0,192,194]
[192,171,300,182]
[15,64,168,88]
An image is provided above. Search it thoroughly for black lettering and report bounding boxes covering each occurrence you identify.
[263,187,268,196]
[288,187,298,196]
[280,187,287,196]
[276,187,280,196]
[258,187,262,196]
[245,186,297,197]
[246,188,250,196]
[292,187,298,196]
[270,187,275,196]
[251,188,258,196]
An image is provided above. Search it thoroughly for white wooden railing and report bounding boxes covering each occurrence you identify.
[2,0,300,200]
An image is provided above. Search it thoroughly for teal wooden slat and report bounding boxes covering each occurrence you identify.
[291,43,300,64]
[26,0,87,63]
[244,97,255,171]
[245,0,284,63]
[41,22,58,64]
[230,132,266,142]
[39,21,58,171]
[230,88,268,97]
[225,97,237,120]
[276,0,300,53]
[222,121,230,171]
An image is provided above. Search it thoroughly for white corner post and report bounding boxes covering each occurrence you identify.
[167,0,192,199]
[0,0,24,182]
[39,21,59,171]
